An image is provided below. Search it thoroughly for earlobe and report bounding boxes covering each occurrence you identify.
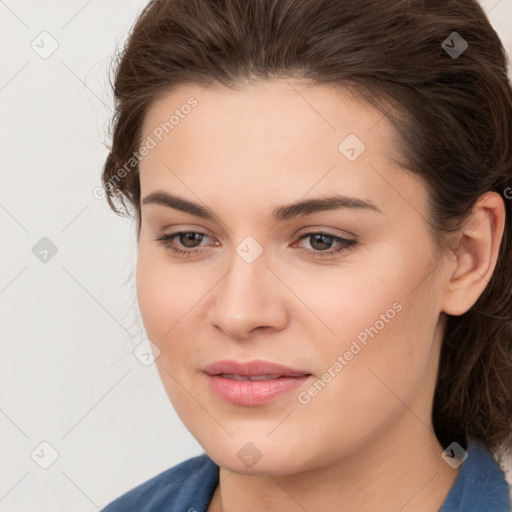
[441,191,506,317]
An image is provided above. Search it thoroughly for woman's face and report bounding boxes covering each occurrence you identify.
[136,79,449,474]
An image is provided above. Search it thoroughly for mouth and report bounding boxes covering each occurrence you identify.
[217,373,292,381]
[202,360,313,405]
[202,359,311,378]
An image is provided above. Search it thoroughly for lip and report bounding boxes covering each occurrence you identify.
[202,359,311,377]
[202,359,313,406]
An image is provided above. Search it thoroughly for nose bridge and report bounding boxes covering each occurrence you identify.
[221,241,271,310]
[223,232,268,286]
[207,238,288,337]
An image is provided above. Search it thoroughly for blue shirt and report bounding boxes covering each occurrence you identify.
[101,442,511,511]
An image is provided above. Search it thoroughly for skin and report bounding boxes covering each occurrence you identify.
[135,79,505,512]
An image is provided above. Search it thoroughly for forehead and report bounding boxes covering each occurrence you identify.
[141,79,396,153]
[138,79,425,218]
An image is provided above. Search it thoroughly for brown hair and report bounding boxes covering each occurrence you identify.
[102,0,512,459]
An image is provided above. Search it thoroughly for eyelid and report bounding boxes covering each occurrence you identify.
[154,228,358,259]
[156,225,355,245]
[294,225,357,239]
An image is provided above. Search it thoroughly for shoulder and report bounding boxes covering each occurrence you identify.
[440,441,511,512]
[101,453,219,512]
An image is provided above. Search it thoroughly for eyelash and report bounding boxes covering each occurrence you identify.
[154,231,358,259]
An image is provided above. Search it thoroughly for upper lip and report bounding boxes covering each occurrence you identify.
[202,359,311,377]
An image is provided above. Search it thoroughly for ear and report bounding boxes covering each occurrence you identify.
[441,191,506,316]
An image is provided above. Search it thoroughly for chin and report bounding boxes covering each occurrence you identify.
[201,437,314,477]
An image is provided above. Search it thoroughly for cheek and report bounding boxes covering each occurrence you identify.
[275,244,430,358]
[135,243,206,341]
[135,247,201,409]
[303,240,440,398]
[316,266,439,421]
[135,253,168,340]
[289,289,439,467]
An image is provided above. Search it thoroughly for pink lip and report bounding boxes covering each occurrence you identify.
[202,359,313,406]
[203,359,310,377]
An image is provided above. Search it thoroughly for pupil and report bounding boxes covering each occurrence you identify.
[182,233,202,247]
[312,234,332,250]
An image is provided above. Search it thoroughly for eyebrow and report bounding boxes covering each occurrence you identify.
[141,190,382,222]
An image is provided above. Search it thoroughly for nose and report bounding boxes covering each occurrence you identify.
[206,250,289,341]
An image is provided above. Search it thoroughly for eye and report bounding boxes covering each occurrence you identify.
[154,230,358,259]
[155,231,213,257]
[293,232,358,259]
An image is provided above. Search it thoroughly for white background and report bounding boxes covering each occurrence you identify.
[1,1,511,510]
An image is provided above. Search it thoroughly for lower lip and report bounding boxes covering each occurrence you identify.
[205,374,312,405]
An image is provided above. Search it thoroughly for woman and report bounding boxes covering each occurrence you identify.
[100,0,512,510]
